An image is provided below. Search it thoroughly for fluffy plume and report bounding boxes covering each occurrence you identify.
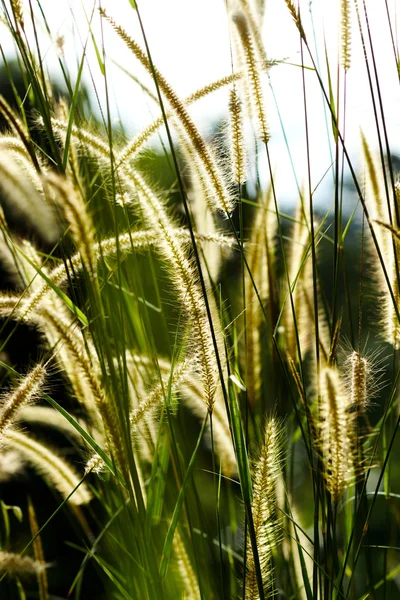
[4,430,92,505]
[348,351,370,409]
[283,203,331,363]
[117,73,240,166]
[0,363,47,440]
[43,173,97,276]
[0,551,47,576]
[0,151,58,244]
[245,187,276,406]
[11,0,24,29]
[130,173,221,409]
[173,531,201,600]
[341,0,352,71]
[318,366,355,502]
[130,358,194,428]
[361,133,400,348]
[85,453,106,476]
[228,86,247,184]
[246,417,282,599]
[231,11,269,144]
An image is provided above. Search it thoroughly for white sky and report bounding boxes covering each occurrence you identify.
[1,0,400,209]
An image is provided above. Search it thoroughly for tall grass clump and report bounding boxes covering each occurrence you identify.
[0,0,399,598]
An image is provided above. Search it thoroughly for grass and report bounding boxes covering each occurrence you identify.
[0,0,399,598]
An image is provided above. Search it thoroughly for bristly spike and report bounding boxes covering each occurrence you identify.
[228,86,247,184]
[11,0,25,29]
[4,430,92,505]
[43,173,97,277]
[283,0,306,40]
[232,11,270,144]
[341,0,352,71]
[0,551,47,576]
[0,363,47,440]
[319,366,355,502]
[348,351,369,408]
[361,132,400,348]
[246,417,283,599]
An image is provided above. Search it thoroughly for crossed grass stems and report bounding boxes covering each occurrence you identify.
[0,0,399,598]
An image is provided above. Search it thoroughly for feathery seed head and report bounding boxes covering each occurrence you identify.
[232,11,270,144]
[11,0,24,29]
[85,453,106,476]
[117,72,241,166]
[4,430,92,505]
[0,450,24,481]
[130,358,194,428]
[43,173,97,276]
[0,552,47,576]
[0,363,47,440]
[244,187,276,405]
[319,366,354,502]
[348,351,370,408]
[341,343,385,411]
[246,416,282,599]
[0,151,58,244]
[173,531,201,600]
[283,0,306,40]
[341,0,352,71]
[362,134,400,347]
[228,86,247,184]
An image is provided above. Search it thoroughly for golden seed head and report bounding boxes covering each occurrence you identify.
[349,351,369,408]
[341,0,352,71]
[228,86,247,184]
[0,552,47,576]
[232,11,270,144]
[319,367,354,502]
[11,0,24,29]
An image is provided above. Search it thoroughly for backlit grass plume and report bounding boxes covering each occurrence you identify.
[246,417,282,599]
[231,11,270,144]
[362,133,400,348]
[0,552,47,576]
[318,366,355,502]
[0,363,47,440]
[347,351,370,409]
[44,119,224,409]
[0,150,58,244]
[114,72,241,166]
[341,0,352,71]
[228,86,247,185]
[244,187,276,406]
[283,201,311,361]
[4,430,91,505]
[43,173,97,277]
[130,173,222,409]
[172,531,201,600]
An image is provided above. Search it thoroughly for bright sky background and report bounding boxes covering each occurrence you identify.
[1,0,400,210]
